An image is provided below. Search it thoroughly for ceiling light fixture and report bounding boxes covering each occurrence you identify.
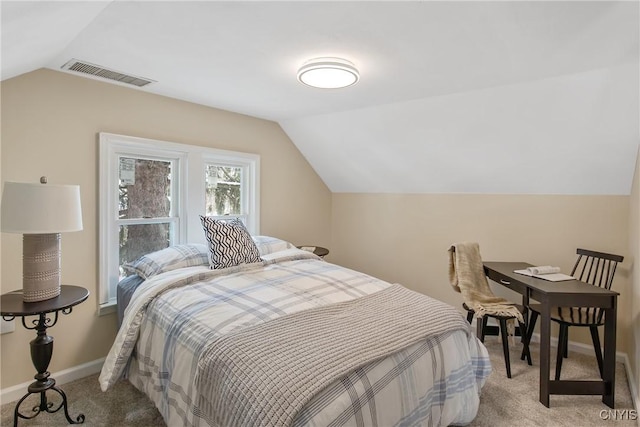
[297,57,359,89]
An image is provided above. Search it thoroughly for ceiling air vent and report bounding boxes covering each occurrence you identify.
[61,59,155,87]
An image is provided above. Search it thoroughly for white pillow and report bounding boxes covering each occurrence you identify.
[252,235,294,256]
[123,244,209,279]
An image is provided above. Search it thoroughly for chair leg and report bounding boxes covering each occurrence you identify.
[555,324,568,380]
[477,316,488,343]
[563,331,569,358]
[519,321,532,365]
[466,311,474,324]
[522,304,529,338]
[522,311,538,361]
[589,326,604,378]
[499,318,512,378]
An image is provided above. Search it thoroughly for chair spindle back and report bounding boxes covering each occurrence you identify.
[570,248,624,291]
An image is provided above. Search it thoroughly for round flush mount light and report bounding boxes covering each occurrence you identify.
[297,57,360,89]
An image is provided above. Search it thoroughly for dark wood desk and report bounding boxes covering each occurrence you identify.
[483,262,618,408]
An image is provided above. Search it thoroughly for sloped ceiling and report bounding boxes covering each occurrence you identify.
[2,1,638,195]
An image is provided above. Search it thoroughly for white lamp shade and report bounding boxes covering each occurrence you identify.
[1,181,83,234]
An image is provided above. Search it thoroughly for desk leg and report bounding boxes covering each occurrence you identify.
[602,298,617,408]
[520,291,532,364]
[539,302,551,407]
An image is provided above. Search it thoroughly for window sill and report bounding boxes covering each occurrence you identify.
[98,300,117,317]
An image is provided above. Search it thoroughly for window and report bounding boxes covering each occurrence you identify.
[119,157,178,272]
[99,133,259,313]
[205,164,242,217]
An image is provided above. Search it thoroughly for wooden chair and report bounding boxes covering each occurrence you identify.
[522,248,623,379]
[464,303,531,379]
[450,242,532,378]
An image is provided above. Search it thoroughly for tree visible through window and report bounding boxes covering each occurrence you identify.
[205,164,241,216]
[118,158,173,275]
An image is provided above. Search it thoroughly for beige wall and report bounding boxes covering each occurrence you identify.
[0,69,331,388]
[0,68,636,399]
[330,193,631,354]
[629,148,640,407]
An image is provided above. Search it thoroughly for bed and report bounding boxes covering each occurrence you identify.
[99,230,491,427]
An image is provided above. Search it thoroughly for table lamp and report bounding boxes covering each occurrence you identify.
[1,177,83,302]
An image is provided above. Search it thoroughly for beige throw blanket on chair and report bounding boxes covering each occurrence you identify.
[448,242,523,323]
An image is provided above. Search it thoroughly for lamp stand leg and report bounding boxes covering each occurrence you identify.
[12,313,84,426]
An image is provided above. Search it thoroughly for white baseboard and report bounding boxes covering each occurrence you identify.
[0,357,105,405]
[469,318,628,363]
[619,353,640,427]
[528,332,628,363]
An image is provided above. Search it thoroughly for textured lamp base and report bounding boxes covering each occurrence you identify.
[23,234,61,302]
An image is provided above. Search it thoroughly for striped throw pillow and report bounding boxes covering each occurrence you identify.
[200,216,262,269]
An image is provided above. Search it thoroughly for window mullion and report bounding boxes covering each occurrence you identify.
[117,217,176,225]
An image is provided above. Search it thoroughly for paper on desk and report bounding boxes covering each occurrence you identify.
[514,266,574,282]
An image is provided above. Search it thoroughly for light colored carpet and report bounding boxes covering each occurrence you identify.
[469,338,636,426]
[1,338,636,426]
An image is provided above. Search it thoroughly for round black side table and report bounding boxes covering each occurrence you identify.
[297,246,329,258]
[1,285,89,427]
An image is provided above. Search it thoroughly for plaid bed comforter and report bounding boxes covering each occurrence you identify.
[99,248,491,427]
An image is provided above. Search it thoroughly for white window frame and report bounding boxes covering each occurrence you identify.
[202,153,258,231]
[99,133,260,314]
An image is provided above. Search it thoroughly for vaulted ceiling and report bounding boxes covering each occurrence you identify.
[2,1,638,194]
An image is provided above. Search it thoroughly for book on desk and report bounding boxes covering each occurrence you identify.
[513,265,575,282]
